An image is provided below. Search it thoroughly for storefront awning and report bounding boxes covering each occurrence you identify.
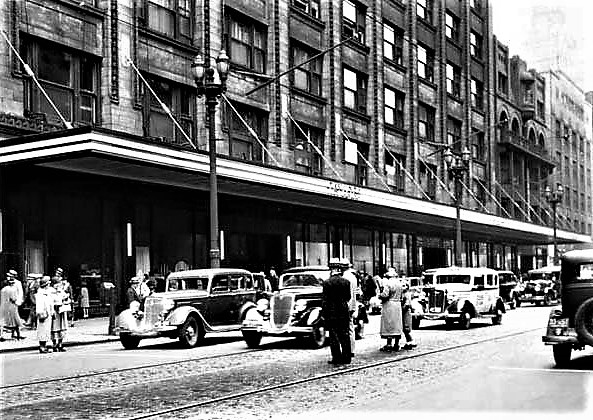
[1,127,589,246]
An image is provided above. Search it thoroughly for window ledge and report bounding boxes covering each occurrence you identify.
[385,124,407,137]
[343,107,371,123]
[472,107,486,116]
[384,58,407,73]
[419,78,437,90]
[471,56,485,66]
[417,18,436,32]
[447,94,463,104]
[138,27,198,54]
[446,38,462,50]
[343,38,371,55]
[289,5,325,30]
[290,87,327,105]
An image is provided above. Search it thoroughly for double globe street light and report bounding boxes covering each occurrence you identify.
[444,146,471,267]
[192,50,229,269]
[544,183,564,265]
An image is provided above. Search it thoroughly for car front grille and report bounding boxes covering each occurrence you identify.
[271,294,295,329]
[144,297,164,326]
[425,288,446,313]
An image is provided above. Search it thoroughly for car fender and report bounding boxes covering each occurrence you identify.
[305,307,323,325]
[239,301,257,321]
[166,306,203,327]
[115,308,139,330]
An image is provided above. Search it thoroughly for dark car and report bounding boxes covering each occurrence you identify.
[542,249,593,367]
[116,269,257,349]
[241,266,331,348]
[517,266,560,306]
[497,271,520,309]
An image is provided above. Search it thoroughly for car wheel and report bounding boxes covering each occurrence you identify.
[575,297,593,346]
[412,317,421,330]
[459,312,471,330]
[120,333,140,350]
[553,344,572,368]
[309,324,326,348]
[445,319,455,330]
[179,316,200,348]
[242,331,263,348]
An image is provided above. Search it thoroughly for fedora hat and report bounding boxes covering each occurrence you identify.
[385,267,398,278]
[55,267,64,276]
[39,276,50,288]
[6,269,17,278]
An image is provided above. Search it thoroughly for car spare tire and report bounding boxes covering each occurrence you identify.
[574,297,593,346]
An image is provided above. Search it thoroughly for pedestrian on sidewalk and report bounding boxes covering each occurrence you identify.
[25,274,41,329]
[56,268,74,328]
[36,276,54,353]
[342,259,359,357]
[51,276,69,352]
[322,258,352,365]
[400,279,417,350]
[0,271,25,341]
[79,281,90,319]
[378,268,403,352]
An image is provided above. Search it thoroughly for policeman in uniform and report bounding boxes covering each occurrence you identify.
[322,258,352,365]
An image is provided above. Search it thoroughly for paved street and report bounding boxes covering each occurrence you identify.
[2,305,591,419]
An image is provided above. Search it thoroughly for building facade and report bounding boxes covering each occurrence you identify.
[0,0,589,310]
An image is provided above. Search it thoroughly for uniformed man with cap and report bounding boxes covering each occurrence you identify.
[322,258,352,365]
[341,258,359,357]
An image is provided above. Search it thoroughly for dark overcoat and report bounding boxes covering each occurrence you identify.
[322,273,351,328]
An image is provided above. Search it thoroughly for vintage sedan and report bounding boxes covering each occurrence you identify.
[417,267,506,329]
[497,270,520,309]
[241,266,330,349]
[518,265,560,306]
[542,250,593,367]
[116,269,257,349]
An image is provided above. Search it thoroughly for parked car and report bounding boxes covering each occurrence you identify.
[241,265,331,348]
[497,270,520,309]
[542,249,593,367]
[416,267,506,329]
[115,269,257,349]
[518,265,560,306]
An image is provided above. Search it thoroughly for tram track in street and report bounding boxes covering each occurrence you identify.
[127,327,542,420]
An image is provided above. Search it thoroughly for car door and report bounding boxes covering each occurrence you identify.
[227,273,256,323]
[483,273,498,312]
[208,274,234,325]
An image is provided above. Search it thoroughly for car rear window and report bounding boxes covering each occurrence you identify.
[281,273,324,287]
[184,277,208,290]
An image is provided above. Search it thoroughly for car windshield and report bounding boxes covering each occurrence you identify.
[499,273,515,284]
[280,271,328,288]
[436,274,470,285]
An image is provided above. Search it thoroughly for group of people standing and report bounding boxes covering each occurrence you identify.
[322,260,417,365]
[0,267,75,353]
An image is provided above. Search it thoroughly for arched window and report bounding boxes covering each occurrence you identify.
[538,133,545,148]
[499,111,509,141]
[528,129,536,145]
[511,118,520,137]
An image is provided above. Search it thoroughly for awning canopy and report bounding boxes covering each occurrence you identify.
[1,127,588,246]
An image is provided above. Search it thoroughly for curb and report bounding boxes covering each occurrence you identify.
[0,336,120,354]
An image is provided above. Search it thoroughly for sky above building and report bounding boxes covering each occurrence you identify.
[491,0,593,93]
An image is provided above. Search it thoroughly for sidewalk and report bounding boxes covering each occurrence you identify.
[0,316,119,354]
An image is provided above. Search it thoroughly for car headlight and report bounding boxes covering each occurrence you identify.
[256,298,269,312]
[294,299,307,313]
[534,284,541,292]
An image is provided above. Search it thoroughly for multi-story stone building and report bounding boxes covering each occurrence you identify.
[0,0,589,309]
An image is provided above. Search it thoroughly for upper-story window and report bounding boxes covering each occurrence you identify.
[498,72,508,95]
[224,102,268,162]
[384,87,405,129]
[383,22,404,66]
[445,12,460,42]
[293,122,324,176]
[418,103,435,141]
[142,0,192,42]
[470,0,482,12]
[472,130,485,161]
[419,162,437,200]
[471,78,484,110]
[227,13,267,73]
[416,0,433,24]
[292,0,320,19]
[343,67,367,114]
[291,43,322,96]
[446,63,461,98]
[344,138,368,186]
[142,74,194,146]
[385,151,405,194]
[21,36,99,126]
[343,0,366,44]
[417,45,434,83]
[470,31,483,60]
[447,117,461,147]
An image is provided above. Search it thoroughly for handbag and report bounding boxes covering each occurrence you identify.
[59,304,72,313]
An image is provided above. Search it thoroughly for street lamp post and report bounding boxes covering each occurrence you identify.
[545,183,564,265]
[444,146,471,267]
[192,51,229,269]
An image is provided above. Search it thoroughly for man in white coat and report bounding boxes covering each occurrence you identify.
[341,258,358,357]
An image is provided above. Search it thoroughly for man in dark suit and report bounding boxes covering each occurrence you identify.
[322,258,352,365]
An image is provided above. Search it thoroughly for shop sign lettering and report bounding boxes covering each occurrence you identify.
[327,181,361,200]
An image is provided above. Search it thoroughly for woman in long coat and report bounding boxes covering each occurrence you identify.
[0,276,24,340]
[378,268,403,352]
[36,276,54,353]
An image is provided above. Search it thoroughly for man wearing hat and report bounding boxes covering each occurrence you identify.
[126,273,150,310]
[341,258,359,357]
[55,268,74,327]
[0,270,25,340]
[322,258,352,365]
[50,275,69,351]
[378,267,403,352]
[35,276,54,353]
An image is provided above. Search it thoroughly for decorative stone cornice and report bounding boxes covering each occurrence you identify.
[0,112,62,134]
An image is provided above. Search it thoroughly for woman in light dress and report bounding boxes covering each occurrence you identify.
[36,276,54,353]
[378,268,403,352]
